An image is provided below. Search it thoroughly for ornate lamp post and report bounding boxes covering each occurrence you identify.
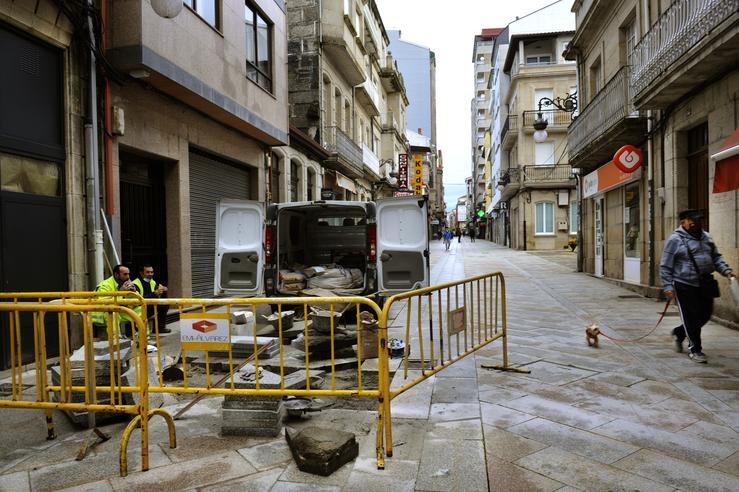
[532,93,578,143]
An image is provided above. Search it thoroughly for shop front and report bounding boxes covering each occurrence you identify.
[583,146,644,283]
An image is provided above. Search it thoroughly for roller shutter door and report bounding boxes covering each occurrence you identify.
[189,151,251,297]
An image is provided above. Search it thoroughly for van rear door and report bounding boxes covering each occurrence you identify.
[376,196,429,293]
[215,199,264,296]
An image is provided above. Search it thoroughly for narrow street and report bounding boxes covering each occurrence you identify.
[1,240,738,491]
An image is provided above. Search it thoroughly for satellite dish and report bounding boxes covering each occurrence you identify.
[151,0,183,18]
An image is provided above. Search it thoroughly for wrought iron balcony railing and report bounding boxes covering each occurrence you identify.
[568,66,636,159]
[323,125,362,170]
[630,0,739,98]
[522,109,573,128]
[522,165,574,183]
[500,114,518,143]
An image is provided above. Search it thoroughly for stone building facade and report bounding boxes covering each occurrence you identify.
[0,1,88,368]
[107,0,289,298]
[567,0,739,322]
[487,1,577,251]
[282,0,409,202]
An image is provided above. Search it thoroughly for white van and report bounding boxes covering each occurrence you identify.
[214,197,430,300]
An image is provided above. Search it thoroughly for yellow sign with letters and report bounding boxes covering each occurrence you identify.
[413,155,423,195]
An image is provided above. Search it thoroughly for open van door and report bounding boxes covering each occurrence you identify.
[215,199,264,296]
[376,196,430,293]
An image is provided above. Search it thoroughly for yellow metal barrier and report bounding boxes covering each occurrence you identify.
[1,273,507,476]
[138,295,390,468]
[379,271,507,457]
[0,301,159,475]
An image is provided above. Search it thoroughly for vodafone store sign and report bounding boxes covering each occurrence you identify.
[613,145,643,173]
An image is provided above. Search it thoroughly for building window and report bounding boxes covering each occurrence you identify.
[569,201,578,234]
[307,168,315,201]
[290,160,300,202]
[244,2,272,92]
[535,202,554,235]
[184,0,219,29]
[525,55,551,65]
[589,57,602,101]
[534,142,555,165]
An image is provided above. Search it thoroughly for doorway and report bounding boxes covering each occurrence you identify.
[119,151,168,282]
[0,184,67,368]
[594,197,604,277]
[687,123,709,231]
[623,183,640,283]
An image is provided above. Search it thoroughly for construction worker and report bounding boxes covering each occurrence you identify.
[91,264,138,339]
[133,264,171,334]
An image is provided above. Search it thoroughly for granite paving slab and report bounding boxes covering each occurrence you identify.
[516,447,673,492]
[507,417,640,464]
[428,402,481,422]
[486,454,565,492]
[592,418,736,465]
[197,468,282,492]
[503,395,614,430]
[415,438,487,492]
[480,402,534,428]
[612,448,739,491]
[482,425,548,463]
[431,377,478,403]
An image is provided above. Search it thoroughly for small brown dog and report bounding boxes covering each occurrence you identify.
[585,324,600,347]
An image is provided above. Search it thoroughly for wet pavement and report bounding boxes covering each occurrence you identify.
[2,238,739,491]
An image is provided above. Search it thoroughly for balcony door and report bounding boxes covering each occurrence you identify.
[687,123,709,231]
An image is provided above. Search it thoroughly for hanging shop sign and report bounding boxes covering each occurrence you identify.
[583,157,642,199]
[397,153,409,190]
[612,145,644,174]
[413,154,423,195]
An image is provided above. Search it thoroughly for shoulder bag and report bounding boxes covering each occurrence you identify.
[681,237,720,298]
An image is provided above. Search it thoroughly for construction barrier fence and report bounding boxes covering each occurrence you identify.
[0,272,507,476]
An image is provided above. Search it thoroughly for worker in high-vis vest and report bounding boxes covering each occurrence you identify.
[91,264,138,338]
[132,264,171,334]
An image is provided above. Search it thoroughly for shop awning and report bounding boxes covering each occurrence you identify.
[335,171,357,193]
[711,127,739,193]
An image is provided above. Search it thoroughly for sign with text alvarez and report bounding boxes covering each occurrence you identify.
[413,154,423,195]
[180,313,230,350]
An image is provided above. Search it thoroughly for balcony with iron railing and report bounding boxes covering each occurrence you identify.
[356,79,382,116]
[630,0,739,108]
[362,144,380,179]
[501,114,518,150]
[496,167,521,201]
[380,54,406,94]
[521,165,576,188]
[323,125,363,178]
[568,66,646,170]
[522,109,573,129]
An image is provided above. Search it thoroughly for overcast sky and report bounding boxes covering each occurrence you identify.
[374,0,560,209]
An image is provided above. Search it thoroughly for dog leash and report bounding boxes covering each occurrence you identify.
[596,298,673,343]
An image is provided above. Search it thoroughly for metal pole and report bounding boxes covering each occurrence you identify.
[85,0,103,286]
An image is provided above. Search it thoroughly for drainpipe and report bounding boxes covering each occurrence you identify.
[85,0,103,287]
[647,110,655,288]
[101,0,114,217]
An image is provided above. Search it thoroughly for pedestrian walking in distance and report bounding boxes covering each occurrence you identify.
[456,226,462,243]
[660,209,736,363]
[443,228,453,251]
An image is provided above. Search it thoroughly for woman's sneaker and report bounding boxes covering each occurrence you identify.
[688,351,707,363]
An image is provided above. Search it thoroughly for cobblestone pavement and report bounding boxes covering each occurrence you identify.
[1,238,738,491]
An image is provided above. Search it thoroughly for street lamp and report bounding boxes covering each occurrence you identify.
[532,92,578,143]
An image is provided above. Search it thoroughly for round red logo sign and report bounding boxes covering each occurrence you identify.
[613,145,643,173]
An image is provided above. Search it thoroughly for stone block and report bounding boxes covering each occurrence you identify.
[285,426,359,476]
[221,407,285,424]
[221,425,282,437]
